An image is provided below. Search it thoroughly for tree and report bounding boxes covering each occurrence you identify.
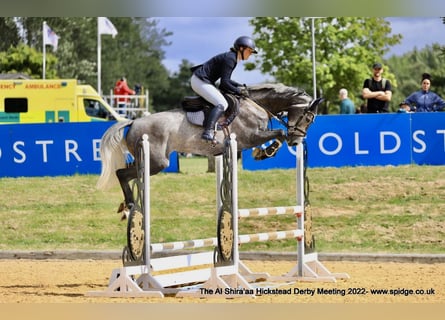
[99,18,171,100]
[154,59,195,112]
[247,17,402,113]
[5,17,108,81]
[0,18,20,52]
[0,43,57,78]
[0,17,172,112]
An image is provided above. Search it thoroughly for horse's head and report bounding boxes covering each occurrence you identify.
[248,83,321,146]
[286,97,322,145]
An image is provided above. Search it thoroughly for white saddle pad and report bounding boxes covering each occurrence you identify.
[186,111,205,127]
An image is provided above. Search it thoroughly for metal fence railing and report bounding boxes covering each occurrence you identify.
[103,89,150,119]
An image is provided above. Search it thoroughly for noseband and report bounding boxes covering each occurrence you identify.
[266,107,316,138]
[287,109,317,137]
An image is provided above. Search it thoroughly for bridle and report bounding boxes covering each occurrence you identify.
[260,104,317,138]
[287,108,317,137]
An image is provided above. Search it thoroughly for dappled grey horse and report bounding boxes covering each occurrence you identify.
[96,83,322,210]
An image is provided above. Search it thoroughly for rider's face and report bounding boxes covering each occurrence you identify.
[240,47,254,60]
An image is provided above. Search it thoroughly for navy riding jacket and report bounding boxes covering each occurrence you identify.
[193,50,242,95]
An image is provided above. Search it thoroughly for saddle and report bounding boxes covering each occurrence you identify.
[181,93,240,129]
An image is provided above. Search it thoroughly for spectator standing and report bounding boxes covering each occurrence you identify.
[362,62,392,113]
[338,88,355,114]
[404,73,445,112]
[114,77,135,115]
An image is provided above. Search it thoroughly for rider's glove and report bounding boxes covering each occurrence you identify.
[239,85,249,98]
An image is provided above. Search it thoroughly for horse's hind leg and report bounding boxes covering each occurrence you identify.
[149,147,171,175]
[116,165,137,212]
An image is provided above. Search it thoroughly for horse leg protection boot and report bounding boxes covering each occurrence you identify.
[202,104,225,141]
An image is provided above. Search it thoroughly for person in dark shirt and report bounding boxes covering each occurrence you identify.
[404,73,445,112]
[191,36,257,142]
[362,62,392,113]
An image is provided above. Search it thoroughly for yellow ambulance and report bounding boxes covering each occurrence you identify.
[0,79,125,124]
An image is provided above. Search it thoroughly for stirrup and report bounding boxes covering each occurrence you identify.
[202,130,219,145]
[201,131,215,141]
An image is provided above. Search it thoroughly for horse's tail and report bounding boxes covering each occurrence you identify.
[96,120,133,190]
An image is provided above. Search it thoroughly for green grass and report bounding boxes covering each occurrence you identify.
[0,157,444,254]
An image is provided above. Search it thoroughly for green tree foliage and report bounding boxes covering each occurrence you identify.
[0,18,21,52]
[0,17,171,112]
[248,17,402,113]
[154,59,195,112]
[0,43,57,78]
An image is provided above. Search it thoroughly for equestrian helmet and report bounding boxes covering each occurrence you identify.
[234,36,258,53]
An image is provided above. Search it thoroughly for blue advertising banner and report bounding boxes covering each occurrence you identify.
[242,113,445,170]
[0,122,179,178]
[306,113,413,167]
[1,114,442,177]
[411,113,445,165]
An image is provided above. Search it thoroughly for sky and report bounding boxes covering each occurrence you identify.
[155,17,445,84]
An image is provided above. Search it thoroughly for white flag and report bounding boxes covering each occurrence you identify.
[43,23,59,51]
[98,17,118,38]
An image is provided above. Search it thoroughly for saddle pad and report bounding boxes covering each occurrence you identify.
[186,111,205,127]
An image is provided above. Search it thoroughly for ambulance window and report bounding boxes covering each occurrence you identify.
[83,99,109,119]
[5,98,28,113]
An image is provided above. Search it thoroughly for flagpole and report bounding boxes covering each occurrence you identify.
[97,17,117,95]
[43,21,46,79]
[97,17,102,95]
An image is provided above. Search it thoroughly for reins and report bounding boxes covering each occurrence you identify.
[248,97,289,129]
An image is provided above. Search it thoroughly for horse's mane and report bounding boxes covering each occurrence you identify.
[248,83,310,107]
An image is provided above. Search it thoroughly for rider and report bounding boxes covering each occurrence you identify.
[190,36,258,142]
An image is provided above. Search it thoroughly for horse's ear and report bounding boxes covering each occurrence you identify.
[308,98,323,113]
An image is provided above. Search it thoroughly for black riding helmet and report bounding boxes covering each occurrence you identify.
[233,36,258,54]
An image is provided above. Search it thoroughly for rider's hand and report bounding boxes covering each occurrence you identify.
[239,86,249,98]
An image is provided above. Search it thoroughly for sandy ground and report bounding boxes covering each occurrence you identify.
[0,259,444,303]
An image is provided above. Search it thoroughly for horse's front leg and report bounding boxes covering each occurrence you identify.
[250,129,287,160]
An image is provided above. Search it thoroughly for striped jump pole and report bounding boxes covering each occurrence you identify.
[238,206,303,218]
[150,229,303,253]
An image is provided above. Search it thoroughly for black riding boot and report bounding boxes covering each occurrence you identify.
[202,104,225,141]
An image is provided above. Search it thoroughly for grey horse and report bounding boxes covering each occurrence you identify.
[96,83,322,208]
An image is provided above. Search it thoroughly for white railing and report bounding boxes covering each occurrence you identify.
[103,89,150,119]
